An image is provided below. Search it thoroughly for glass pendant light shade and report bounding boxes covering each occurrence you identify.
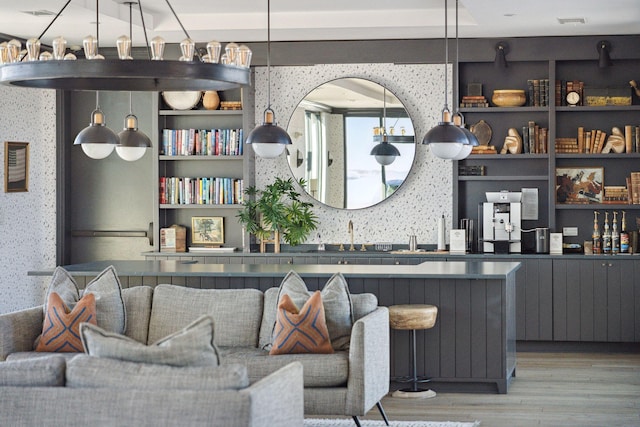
[370,135,401,166]
[73,107,118,159]
[451,112,479,160]
[116,114,151,161]
[246,108,292,158]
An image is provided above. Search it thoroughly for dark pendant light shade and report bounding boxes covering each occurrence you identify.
[246,109,292,158]
[73,97,118,160]
[117,114,151,161]
[370,134,401,166]
[597,40,612,68]
[422,109,469,159]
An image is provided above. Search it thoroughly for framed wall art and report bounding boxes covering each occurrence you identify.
[4,141,29,193]
[191,216,224,246]
[556,166,603,204]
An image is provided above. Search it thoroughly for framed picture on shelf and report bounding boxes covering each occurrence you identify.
[556,167,603,204]
[191,216,224,246]
[4,141,29,193]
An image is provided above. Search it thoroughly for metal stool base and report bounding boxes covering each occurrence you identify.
[391,388,437,399]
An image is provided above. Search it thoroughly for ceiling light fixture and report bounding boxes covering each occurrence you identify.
[0,0,251,92]
[597,40,612,68]
[245,0,292,158]
[370,87,400,166]
[451,0,479,161]
[73,91,119,159]
[422,0,469,160]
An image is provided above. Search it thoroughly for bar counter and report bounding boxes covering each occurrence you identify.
[30,260,520,393]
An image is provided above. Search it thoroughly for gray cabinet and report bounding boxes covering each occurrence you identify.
[553,258,640,342]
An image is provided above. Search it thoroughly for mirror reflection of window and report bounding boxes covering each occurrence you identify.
[287,78,415,210]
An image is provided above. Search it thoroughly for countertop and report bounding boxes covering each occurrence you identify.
[29,260,521,280]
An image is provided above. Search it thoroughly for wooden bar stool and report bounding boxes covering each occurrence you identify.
[389,304,438,399]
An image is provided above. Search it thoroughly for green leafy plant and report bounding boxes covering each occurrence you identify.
[237,177,318,246]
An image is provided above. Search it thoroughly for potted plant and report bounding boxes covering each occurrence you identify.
[237,177,318,252]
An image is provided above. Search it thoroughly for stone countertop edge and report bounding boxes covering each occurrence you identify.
[29,260,521,280]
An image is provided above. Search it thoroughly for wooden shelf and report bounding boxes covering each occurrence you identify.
[459,175,547,181]
[159,109,243,116]
[460,106,549,113]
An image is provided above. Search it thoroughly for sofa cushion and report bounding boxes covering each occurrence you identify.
[266,271,353,351]
[41,265,126,336]
[270,291,333,355]
[219,346,349,387]
[80,315,219,367]
[121,286,153,344]
[147,285,263,347]
[35,292,97,353]
[66,355,248,391]
[0,355,66,386]
[351,293,379,321]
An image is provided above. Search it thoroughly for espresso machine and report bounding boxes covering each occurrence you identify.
[482,191,522,254]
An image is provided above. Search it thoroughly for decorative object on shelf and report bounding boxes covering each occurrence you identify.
[202,91,220,110]
[237,177,318,253]
[160,224,186,253]
[191,217,224,246]
[422,0,471,160]
[566,90,581,106]
[601,127,626,153]
[73,91,119,159]
[584,86,631,106]
[4,141,29,193]
[494,41,509,68]
[0,0,251,91]
[556,167,603,204]
[116,92,151,161]
[630,80,640,98]
[492,89,526,107]
[469,119,492,146]
[500,128,523,154]
[220,101,243,110]
[597,40,612,68]
[162,91,202,110]
[245,0,292,158]
[370,87,401,165]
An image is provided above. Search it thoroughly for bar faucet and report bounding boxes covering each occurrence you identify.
[348,220,355,251]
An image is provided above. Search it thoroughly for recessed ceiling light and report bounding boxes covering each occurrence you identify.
[22,10,57,17]
[557,17,587,25]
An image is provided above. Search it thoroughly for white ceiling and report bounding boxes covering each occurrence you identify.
[0,0,638,49]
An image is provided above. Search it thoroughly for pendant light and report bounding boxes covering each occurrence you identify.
[115,2,151,162]
[73,91,119,159]
[422,0,469,160]
[370,87,400,166]
[245,0,292,158]
[451,0,479,161]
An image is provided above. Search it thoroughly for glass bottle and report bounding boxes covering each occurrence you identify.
[620,211,630,253]
[592,211,601,254]
[602,211,611,254]
[611,211,619,254]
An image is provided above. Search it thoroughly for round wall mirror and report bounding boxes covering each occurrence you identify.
[286,78,416,210]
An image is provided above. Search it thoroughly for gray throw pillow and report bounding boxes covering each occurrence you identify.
[80,315,219,367]
[273,271,354,351]
[0,355,66,387]
[67,355,247,390]
[41,265,126,335]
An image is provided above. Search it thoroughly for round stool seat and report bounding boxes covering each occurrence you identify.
[389,304,438,331]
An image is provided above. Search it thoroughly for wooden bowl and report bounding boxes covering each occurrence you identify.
[492,89,526,107]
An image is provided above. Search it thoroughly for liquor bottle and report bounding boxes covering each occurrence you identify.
[602,211,611,254]
[611,211,620,254]
[592,211,601,254]
[620,210,630,253]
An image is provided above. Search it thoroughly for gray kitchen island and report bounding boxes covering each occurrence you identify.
[30,260,520,393]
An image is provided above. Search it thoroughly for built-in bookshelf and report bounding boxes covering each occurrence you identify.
[152,88,254,252]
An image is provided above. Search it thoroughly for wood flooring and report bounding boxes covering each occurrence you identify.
[365,352,640,427]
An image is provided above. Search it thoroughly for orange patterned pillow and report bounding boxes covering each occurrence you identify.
[36,292,97,353]
[270,291,333,355]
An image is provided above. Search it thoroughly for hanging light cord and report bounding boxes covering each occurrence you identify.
[266,0,272,111]
[382,87,386,134]
[163,0,202,60]
[443,0,449,111]
[454,0,459,114]
[137,1,151,60]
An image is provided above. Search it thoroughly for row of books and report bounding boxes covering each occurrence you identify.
[527,79,550,107]
[521,121,548,154]
[555,80,585,106]
[555,125,640,154]
[159,177,244,205]
[627,173,640,204]
[603,186,628,204]
[161,128,244,156]
[460,95,488,108]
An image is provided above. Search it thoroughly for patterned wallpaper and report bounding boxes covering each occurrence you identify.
[253,63,453,247]
[0,86,57,314]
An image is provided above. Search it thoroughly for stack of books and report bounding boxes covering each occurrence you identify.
[460,96,488,108]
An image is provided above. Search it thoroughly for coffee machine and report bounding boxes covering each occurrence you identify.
[482,191,522,253]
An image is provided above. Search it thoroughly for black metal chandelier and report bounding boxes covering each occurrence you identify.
[0,0,251,92]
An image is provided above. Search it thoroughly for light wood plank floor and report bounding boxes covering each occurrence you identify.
[365,352,640,427]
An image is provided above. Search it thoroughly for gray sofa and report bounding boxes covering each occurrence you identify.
[0,282,390,425]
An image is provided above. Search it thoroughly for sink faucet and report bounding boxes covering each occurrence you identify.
[348,220,355,251]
